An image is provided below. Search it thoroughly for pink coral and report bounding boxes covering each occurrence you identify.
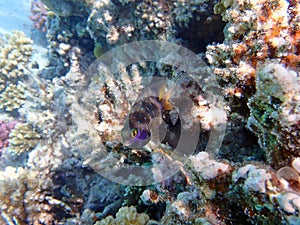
[30,0,48,32]
[0,120,17,155]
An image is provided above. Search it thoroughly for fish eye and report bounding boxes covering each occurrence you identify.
[131,129,138,137]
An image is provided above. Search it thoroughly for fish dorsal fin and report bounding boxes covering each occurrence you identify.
[158,83,174,111]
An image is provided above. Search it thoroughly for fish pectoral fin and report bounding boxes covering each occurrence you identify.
[158,123,168,142]
[151,124,168,146]
[151,128,161,145]
[150,116,162,129]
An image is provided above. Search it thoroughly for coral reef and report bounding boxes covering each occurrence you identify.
[0,166,56,224]
[40,0,225,78]
[0,0,299,224]
[184,153,300,224]
[30,0,49,32]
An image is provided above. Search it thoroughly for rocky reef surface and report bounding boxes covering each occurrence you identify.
[0,0,299,224]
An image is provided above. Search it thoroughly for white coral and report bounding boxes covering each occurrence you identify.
[232,164,272,193]
[190,151,231,179]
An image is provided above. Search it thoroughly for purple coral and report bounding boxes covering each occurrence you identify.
[0,120,17,155]
[30,0,48,32]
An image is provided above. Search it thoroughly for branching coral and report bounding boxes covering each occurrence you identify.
[0,31,33,79]
[71,61,147,179]
[0,31,33,113]
[30,0,49,32]
[0,166,73,224]
[8,123,41,155]
[94,62,144,142]
[0,82,26,111]
[18,75,59,139]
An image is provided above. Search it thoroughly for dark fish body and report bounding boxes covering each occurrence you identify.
[121,94,175,148]
[129,96,163,131]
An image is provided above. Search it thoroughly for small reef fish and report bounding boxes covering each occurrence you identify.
[121,80,175,149]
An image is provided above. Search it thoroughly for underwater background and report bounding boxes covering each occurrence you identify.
[0,0,299,224]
